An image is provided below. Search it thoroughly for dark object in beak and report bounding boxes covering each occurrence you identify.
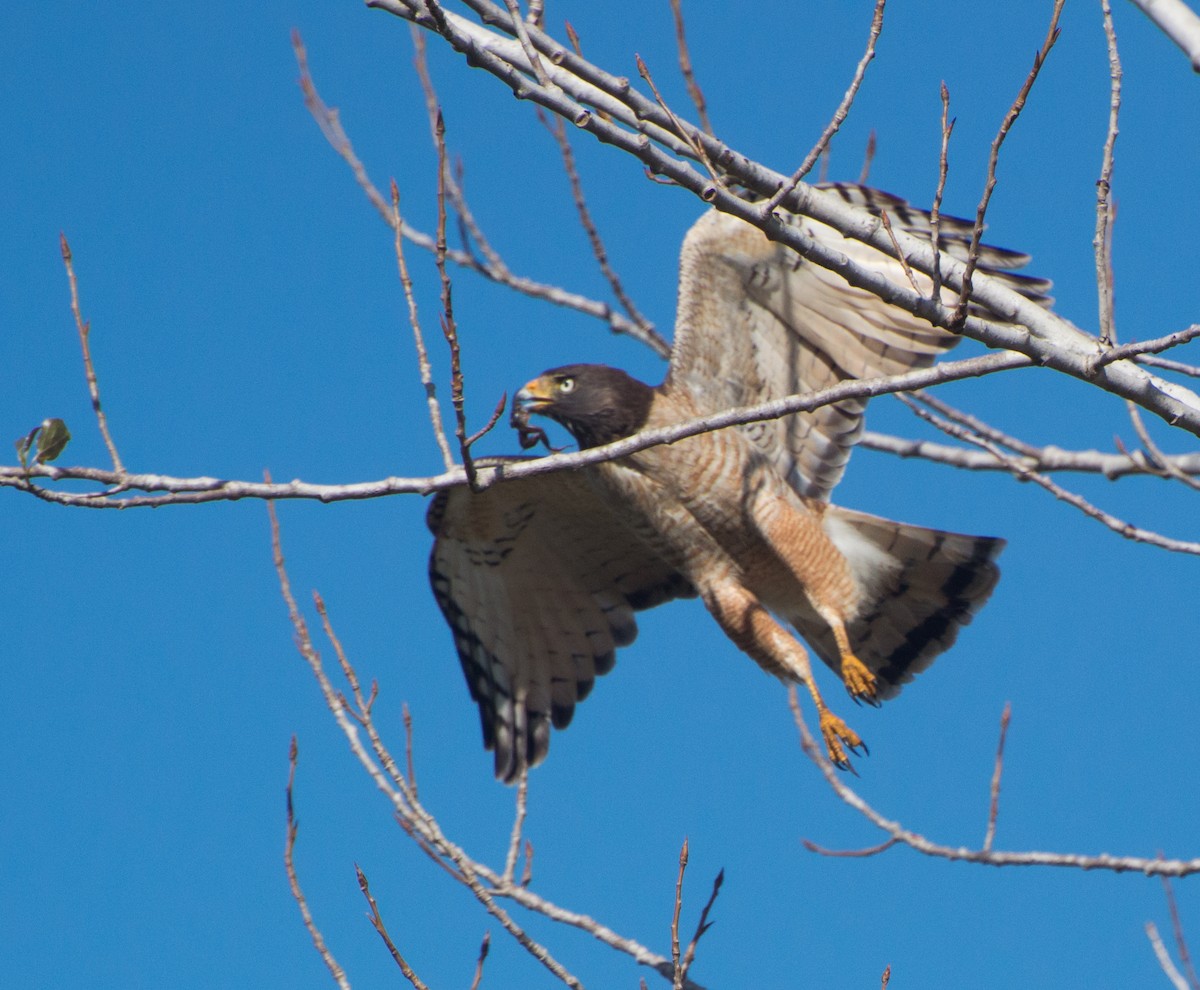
[510,382,560,451]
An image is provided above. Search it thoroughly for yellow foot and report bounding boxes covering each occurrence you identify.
[818,708,867,771]
[841,652,878,705]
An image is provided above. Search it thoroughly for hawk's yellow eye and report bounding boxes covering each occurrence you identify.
[558,377,575,393]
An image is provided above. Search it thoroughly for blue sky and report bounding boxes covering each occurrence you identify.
[4,2,1200,988]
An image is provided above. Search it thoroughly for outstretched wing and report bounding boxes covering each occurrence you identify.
[427,459,695,781]
[667,182,1052,501]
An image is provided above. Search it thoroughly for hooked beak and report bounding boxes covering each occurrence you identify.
[512,375,556,415]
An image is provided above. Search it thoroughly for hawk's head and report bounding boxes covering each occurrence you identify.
[512,363,653,450]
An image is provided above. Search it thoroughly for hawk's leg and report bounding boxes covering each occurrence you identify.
[747,492,879,704]
[815,605,879,704]
[701,580,865,769]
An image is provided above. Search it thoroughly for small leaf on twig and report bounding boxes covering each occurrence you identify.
[15,418,72,469]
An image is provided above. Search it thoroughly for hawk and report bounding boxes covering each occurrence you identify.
[427,184,1050,781]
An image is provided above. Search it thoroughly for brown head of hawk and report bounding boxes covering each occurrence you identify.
[428,184,1049,781]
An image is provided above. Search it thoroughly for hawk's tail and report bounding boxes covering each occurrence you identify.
[807,505,1005,698]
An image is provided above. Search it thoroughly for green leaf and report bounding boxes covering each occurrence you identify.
[35,418,71,463]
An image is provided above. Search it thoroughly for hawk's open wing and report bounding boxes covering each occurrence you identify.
[427,459,695,781]
[666,183,1051,501]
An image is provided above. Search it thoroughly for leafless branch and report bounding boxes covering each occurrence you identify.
[285,738,352,989]
[667,0,713,137]
[671,838,687,990]
[61,234,125,475]
[295,27,660,351]
[983,703,1012,852]
[861,429,1200,478]
[269,498,706,987]
[432,109,481,488]
[1161,875,1200,990]
[1124,402,1200,492]
[929,82,954,300]
[951,0,1064,328]
[392,179,457,471]
[1128,0,1200,72]
[1149,921,1193,990]
[677,867,722,990]
[369,0,1200,438]
[901,394,1200,554]
[635,53,722,190]
[1088,324,1200,374]
[537,108,659,339]
[857,129,877,186]
[358,865,432,989]
[469,932,491,990]
[1094,0,1122,347]
[790,687,1200,877]
[503,764,530,885]
[2,350,1036,508]
[759,0,886,217]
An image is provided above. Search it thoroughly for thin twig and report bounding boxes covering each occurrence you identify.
[635,54,722,192]
[1149,922,1193,990]
[284,737,352,990]
[1088,324,1200,374]
[402,703,418,799]
[503,764,530,884]
[983,703,1012,852]
[929,82,955,300]
[801,837,900,858]
[1124,401,1200,492]
[903,395,1200,555]
[789,687,1200,877]
[1139,353,1200,379]
[857,129,877,185]
[392,180,457,471]
[358,865,432,989]
[759,0,885,217]
[1095,0,1122,347]
[951,1,1064,328]
[269,496,593,989]
[878,210,921,294]
[671,838,688,990]
[469,932,491,990]
[667,0,714,136]
[1161,875,1200,990]
[905,391,1043,459]
[537,108,658,336]
[677,868,722,990]
[61,234,125,474]
[296,27,660,352]
[433,109,478,488]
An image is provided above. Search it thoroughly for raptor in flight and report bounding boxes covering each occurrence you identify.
[428,184,1050,781]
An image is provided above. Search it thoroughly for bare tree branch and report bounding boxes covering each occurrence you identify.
[1149,921,1193,990]
[285,735,351,987]
[983,703,1011,853]
[367,0,1200,438]
[1128,0,1200,72]
[759,0,886,217]
[2,350,1035,507]
[667,0,714,137]
[358,865,433,989]
[1094,0,1122,347]
[790,688,1200,878]
[951,0,1064,328]
[61,234,125,475]
[901,394,1200,554]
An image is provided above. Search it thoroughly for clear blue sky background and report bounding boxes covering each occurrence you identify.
[4,3,1200,988]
